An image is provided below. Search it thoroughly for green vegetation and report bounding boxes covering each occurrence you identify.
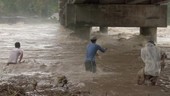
[0,0,58,17]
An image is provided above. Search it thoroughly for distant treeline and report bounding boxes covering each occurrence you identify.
[0,0,58,17]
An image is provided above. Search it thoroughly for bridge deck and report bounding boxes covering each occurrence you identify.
[60,0,169,27]
[66,4,167,27]
[71,0,169,4]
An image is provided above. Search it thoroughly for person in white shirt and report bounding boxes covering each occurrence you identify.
[7,42,24,65]
[138,41,166,85]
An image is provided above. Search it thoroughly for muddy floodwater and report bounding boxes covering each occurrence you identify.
[0,22,170,96]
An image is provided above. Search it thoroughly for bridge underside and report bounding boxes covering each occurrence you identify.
[59,0,169,41]
[71,0,169,4]
[65,5,167,27]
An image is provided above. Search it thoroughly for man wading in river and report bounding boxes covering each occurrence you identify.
[7,42,24,65]
[138,41,167,85]
[85,36,107,73]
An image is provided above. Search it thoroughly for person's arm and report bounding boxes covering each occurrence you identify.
[141,48,146,63]
[96,52,102,59]
[160,51,167,61]
[18,50,23,63]
[160,50,167,71]
[97,45,107,53]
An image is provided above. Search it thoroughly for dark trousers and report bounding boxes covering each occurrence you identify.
[144,75,158,85]
[85,60,96,73]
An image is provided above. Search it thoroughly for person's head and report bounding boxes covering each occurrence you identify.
[148,40,155,46]
[15,42,20,48]
[90,36,97,43]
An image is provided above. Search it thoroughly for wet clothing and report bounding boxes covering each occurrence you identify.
[85,42,106,73]
[141,42,162,76]
[140,42,164,85]
[85,43,105,61]
[144,75,158,85]
[8,48,23,64]
[85,60,96,73]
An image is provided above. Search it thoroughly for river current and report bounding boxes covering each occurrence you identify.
[0,22,169,95]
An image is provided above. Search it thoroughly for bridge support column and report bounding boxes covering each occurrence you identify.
[99,27,108,33]
[140,27,157,42]
[73,26,91,40]
[59,0,67,26]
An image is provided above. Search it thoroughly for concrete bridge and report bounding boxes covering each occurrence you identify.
[59,0,170,41]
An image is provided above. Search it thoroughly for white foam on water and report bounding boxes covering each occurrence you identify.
[0,23,170,85]
[107,26,170,46]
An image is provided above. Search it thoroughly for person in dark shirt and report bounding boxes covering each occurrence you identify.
[85,36,107,73]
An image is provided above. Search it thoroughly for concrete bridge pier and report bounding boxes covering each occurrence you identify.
[58,0,67,26]
[140,27,157,42]
[59,1,167,41]
[72,26,91,40]
[99,27,108,33]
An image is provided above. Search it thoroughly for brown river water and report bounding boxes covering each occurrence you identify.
[0,22,170,96]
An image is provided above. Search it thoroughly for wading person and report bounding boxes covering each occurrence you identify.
[7,42,24,65]
[138,41,166,85]
[85,36,107,73]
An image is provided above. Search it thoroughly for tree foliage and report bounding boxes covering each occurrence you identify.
[0,0,58,17]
